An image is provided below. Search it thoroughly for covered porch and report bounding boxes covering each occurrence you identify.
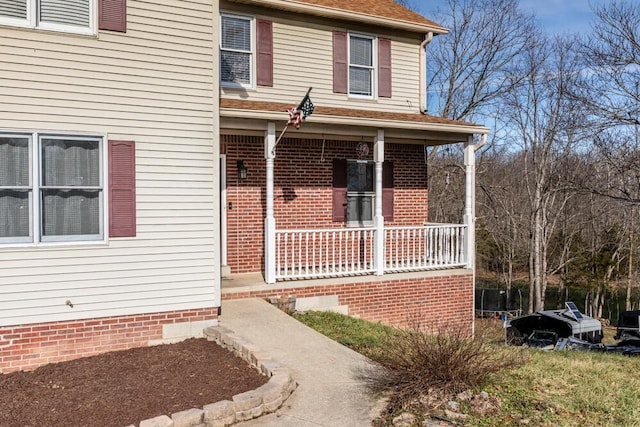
[219,99,489,285]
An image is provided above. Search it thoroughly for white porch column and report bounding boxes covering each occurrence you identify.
[264,122,277,284]
[463,136,476,270]
[374,130,385,276]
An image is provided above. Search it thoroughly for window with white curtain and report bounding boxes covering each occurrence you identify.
[0,0,93,34]
[220,13,253,87]
[349,34,375,97]
[0,133,104,245]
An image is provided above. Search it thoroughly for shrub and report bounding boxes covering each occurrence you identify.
[364,320,529,412]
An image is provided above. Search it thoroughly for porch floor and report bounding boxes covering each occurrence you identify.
[221,269,472,295]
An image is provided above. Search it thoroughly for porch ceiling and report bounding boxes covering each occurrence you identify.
[220,99,490,145]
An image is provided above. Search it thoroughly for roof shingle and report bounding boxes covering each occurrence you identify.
[289,0,442,29]
[227,0,446,33]
[220,98,482,128]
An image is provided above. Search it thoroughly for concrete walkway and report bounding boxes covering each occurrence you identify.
[219,298,385,427]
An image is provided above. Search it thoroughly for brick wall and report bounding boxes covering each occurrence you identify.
[222,273,473,330]
[222,136,429,273]
[0,308,218,373]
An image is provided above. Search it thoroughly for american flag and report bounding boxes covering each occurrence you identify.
[287,89,314,129]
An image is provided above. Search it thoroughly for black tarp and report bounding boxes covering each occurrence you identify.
[508,313,573,339]
[615,310,640,340]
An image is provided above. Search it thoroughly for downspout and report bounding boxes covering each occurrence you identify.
[475,134,488,152]
[419,32,434,114]
[469,132,487,337]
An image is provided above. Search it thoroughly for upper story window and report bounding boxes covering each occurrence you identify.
[333,32,392,99]
[349,35,375,98]
[220,14,254,88]
[0,0,94,35]
[0,133,104,244]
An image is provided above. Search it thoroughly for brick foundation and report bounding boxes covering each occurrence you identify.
[222,272,473,330]
[0,308,218,373]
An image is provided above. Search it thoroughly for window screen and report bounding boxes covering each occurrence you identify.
[350,36,372,67]
[349,35,374,97]
[40,138,101,238]
[40,0,90,27]
[347,161,374,192]
[221,15,252,85]
[221,16,251,51]
[0,0,27,19]
[0,137,30,239]
[347,160,374,226]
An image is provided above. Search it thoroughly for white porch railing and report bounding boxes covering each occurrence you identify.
[274,223,467,281]
[385,223,466,272]
[275,227,376,280]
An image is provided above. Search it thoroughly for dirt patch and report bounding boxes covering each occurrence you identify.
[0,338,269,427]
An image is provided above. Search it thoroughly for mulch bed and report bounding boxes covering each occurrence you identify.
[0,338,269,427]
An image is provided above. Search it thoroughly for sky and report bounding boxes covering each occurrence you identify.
[416,0,607,35]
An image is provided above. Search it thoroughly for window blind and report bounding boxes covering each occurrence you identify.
[0,0,26,19]
[40,0,90,27]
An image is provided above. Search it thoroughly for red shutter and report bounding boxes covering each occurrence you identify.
[382,161,394,221]
[378,38,392,98]
[109,140,136,237]
[333,32,348,94]
[99,0,126,32]
[332,159,347,222]
[256,20,273,87]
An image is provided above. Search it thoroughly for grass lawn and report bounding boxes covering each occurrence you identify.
[293,311,640,427]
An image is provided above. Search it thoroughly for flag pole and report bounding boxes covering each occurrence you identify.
[272,87,313,155]
[271,126,289,156]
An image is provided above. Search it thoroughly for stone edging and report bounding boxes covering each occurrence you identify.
[129,326,298,427]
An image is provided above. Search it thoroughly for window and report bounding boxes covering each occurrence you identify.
[0,135,31,243]
[333,32,391,98]
[349,34,375,97]
[332,158,394,224]
[220,14,253,87]
[0,133,104,244]
[347,160,374,226]
[0,0,95,34]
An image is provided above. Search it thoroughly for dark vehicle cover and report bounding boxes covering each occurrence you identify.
[506,303,603,345]
[615,310,640,341]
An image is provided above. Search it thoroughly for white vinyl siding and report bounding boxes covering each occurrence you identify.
[0,0,219,326]
[0,0,94,34]
[219,9,422,113]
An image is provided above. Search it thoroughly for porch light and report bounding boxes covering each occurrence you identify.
[237,160,248,180]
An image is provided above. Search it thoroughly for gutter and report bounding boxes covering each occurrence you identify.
[220,107,490,135]
[419,32,434,114]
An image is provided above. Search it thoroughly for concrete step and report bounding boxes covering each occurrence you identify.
[294,295,349,315]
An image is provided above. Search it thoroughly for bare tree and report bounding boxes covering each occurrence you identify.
[425,0,535,229]
[426,0,535,122]
[477,149,529,298]
[394,0,417,10]
[501,35,586,312]
[577,1,640,129]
